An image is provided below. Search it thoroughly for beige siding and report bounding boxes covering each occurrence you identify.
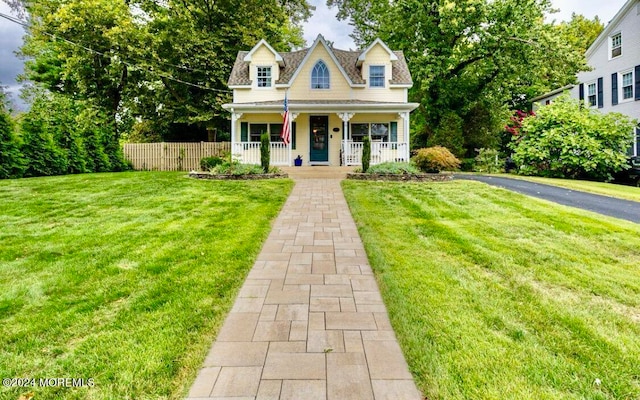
[234,41,408,103]
[289,45,353,99]
[357,43,405,102]
[234,45,282,103]
[234,113,284,142]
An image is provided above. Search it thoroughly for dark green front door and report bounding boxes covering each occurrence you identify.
[310,116,329,163]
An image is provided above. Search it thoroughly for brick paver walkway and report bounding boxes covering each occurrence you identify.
[186,179,422,400]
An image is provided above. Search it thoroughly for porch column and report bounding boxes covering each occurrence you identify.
[398,112,410,162]
[231,111,243,161]
[337,112,354,165]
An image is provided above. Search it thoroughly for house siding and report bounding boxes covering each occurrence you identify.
[234,45,280,103]
[288,45,353,100]
[570,1,640,121]
[225,35,417,166]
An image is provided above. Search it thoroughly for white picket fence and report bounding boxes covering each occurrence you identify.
[123,142,231,171]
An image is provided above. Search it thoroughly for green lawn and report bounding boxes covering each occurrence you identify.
[343,180,640,400]
[0,172,293,400]
[495,174,640,202]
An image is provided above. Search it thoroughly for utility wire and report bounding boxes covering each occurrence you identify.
[0,11,232,93]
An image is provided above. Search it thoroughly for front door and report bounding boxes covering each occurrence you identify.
[310,116,329,163]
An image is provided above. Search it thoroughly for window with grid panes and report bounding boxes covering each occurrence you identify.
[587,83,597,107]
[257,66,272,87]
[611,33,622,58]
[622,71,633,100]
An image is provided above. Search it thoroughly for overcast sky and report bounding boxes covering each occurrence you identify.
[0,0,630,109]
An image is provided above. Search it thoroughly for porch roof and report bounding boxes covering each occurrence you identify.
[222,99,419,114]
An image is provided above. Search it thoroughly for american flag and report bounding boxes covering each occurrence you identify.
[281,94,291,145]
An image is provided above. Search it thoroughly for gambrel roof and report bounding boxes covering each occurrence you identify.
[228,35,413,88]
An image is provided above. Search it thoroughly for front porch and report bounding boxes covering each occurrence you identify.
[223,100,419,167]
[232,140,410,166]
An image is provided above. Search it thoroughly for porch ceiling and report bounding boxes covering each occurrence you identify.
[222,99,419,114]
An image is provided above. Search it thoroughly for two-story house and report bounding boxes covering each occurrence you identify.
[222,35,418,166]
[532,0,640,156]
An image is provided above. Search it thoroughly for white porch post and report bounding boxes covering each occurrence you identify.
[399,112,410,162]
[231,112,243,161]
[338,112,354,165]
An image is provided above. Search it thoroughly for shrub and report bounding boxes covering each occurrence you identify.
[510,95,635,180]
[0,107,24,179]
[260,132,270,173]
[200,156,224,171]
[366,162,420,174]
[20,110,68,177]
[211,161,265,175]
[412,146,461,173]
[474,148,503,173]
[362,136,371,173]
[459,158,475,172]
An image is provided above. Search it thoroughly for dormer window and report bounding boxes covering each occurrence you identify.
[611,33,622,58]
[311,60,330,89]
[257,66,272,87]
[369,65,385,88]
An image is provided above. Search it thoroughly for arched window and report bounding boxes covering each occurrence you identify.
[311,60,330,89]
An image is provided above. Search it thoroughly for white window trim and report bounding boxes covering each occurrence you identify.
[310,60,330,90]
[609,31,622,60]
[256,65,273,89]
[586,80,597,108]
[619,69,634,103]
[368,65,386,88]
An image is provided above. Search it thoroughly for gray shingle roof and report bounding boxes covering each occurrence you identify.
[227,41,412,87]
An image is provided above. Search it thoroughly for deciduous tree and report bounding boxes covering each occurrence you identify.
[328,0,587,156]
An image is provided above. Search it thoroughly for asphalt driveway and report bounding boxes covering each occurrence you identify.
[456,175,640,224]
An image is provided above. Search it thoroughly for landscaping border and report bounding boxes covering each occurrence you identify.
[188,171,288,180]
[346,172,453,182]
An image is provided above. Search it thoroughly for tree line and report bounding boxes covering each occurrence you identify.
[2,0,630,180]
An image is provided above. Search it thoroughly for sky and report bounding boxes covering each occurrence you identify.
[0,0,630,110]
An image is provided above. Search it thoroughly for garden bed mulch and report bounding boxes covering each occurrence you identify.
[346,172,453,182]
[189,171,288,180]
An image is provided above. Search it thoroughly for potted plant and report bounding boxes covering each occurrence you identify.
[294,155,303,167]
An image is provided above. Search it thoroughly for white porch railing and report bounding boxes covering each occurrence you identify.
[342,141,409,166]
[232,142,290,166]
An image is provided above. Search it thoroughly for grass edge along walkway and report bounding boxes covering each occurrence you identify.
[342,179,640,400]
[0,172,293,400]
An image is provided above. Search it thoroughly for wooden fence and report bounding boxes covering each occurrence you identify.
[123,142,231,171]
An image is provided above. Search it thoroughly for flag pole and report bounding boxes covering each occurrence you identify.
[286,90,292,166]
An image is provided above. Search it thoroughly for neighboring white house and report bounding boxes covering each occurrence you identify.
[532,0,640,156]
[222,35,419,166]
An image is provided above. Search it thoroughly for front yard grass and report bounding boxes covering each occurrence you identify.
[0,172,293,400]
[343,180,640,400]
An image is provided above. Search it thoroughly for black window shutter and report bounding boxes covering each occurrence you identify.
[635,65,640,100]
[241,122,248,142]
[597,77,604,108]
[390,121,398,142]
[612,73,618,105]
[579,83,584,101]
[292,122,297,150]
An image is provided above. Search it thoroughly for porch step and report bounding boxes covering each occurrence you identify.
[281,166,357,180]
